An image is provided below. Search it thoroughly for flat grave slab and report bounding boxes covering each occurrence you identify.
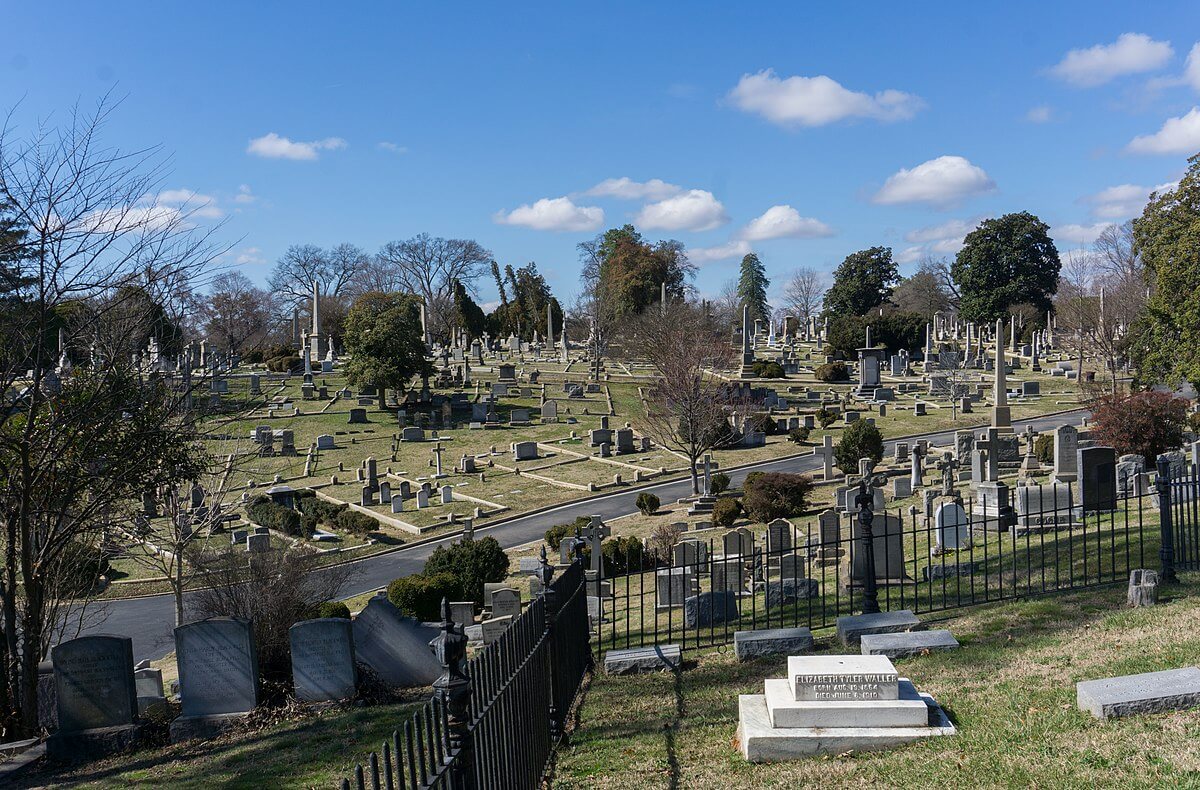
[787,655,898,701]
[1076,667,1200,720]
[836,610,920,646]
[736,692,955,762]
[764,677,929,729]
[734,627,813,661]
[860,629,960,659]
[603,645,681,675]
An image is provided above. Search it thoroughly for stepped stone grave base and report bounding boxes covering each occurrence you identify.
[604,645,681,675]
[734,627,813,661]
[1077,667,1200,719]
[47,723,142,760]
[736,654,954,762]
[170,712,249,743]
[836,610,920,646]
[860,630,960,659]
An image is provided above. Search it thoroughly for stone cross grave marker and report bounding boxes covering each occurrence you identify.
[813,435,835,479]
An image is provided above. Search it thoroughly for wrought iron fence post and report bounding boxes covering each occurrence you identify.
[431,598,475,789]
[538,546,563,741]
[1157,456,1178,584]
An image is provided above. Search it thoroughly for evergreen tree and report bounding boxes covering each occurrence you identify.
[451,279,487,340]
[736,253,770,325]
[343,292,433,407]
[951,211,1060,323]
[822,246,899,316]
[585,225,695,319]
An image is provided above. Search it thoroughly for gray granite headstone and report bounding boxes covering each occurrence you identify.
[174,617,259,718]
[289,618,357,702]
[1077,667,1200,719]
[52,635,137,732]
[1078,446,1117,511]
[351,595,441,687]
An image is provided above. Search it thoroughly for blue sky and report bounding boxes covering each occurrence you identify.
[4,2,1200,307]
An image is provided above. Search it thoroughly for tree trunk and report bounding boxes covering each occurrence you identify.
[690,460,700,496]
[174,557,185,627]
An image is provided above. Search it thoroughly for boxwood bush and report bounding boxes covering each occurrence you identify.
[741,471,813,522]
[712,497,742,527]
[387,573,462,621]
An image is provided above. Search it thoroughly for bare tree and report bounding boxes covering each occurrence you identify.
[780,267,825,326]
[266,243,364,334]
[374,234,492,342]
[575,238,623,380]
[1055,251,1097,385]
[201,271,272,354]
[0,98,223,736]
[627,300,743,495]
[891,257,953,316]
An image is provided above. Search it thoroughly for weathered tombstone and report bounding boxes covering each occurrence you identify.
[766,519,793,554]
[934,501,969,552]
[289,618,357,702]
[401,426,425,442]
[849,513,910,584]
[348,408,368,424]
[481,616,513,644]
[351,594,441,687]
[723,528,753,559]
[1078,446,1118,512]
[1127,569,1159,608]
[171,617,259,741]
[513,441,539,461]
[490,588,522,620]
[656,567,695,609]
[684,591,739,628]
[316,434,336,450]
[448,601,475,630]
[1053,425,1079,482]
[711,557,748,594]
[134,667,165,714]
[47,635,141,759]
[541,400,558,422]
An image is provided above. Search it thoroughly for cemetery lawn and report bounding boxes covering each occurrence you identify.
[553,577,1200,789]
[16,697,426,789]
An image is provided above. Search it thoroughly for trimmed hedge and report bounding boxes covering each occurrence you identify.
[742,471,813,522]
[424,537,509,604]
[636,492,660,515]
[308,600,352,620]
[712,497,742,527]
[245,495,304,537]
[814,361,850,382]
[815,408,837,428]
[710,472,730,495]
[788,427,811,444]
[387,573,462,622]
[336,509,378,536]
[266,355,302,373]
[751,360,785,378]
[1034,434,1054,464]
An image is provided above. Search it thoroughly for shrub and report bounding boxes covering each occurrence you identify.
[814,362,850,383]
[245,495,305,537]
[266,355,302,373]
[601,536,645,576]
[649,522,684,559]
[751,360,785,378]
[1034,434,1054,464]
[712,497,742,527]
[387,572,462,621]
[544,516,590,551]
[748,412,781,436]
[308,600,352,620]
[1090,390,1189,463]
[826,312,926,358]
[636,491,660,516]
[834,420,885,474]
[788,427,811,444]
[335,508,378,536]
[423,537,510,604]
[815,407,837,428]
[56,541,112,597]
[710,472,730,495]
[299,495,348,526]
[742,472,813,522]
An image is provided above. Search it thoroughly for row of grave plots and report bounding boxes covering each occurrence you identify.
[581,483,1163,655]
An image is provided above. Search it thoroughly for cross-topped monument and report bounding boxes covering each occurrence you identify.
[813,434,835,480]
[935,451,960,499]
[974,427,1002,483]
[581,515,611,577]
[432,442,446,479]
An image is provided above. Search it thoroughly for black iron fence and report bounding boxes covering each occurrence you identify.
[594,471,1174,655]
[339,557,591,790]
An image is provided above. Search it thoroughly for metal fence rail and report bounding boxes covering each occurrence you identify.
[594,478,1162,655]
[340,555,592,790]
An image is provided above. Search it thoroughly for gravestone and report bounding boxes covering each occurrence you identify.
[490,588,522,620]
[723,528,754,559]
[849,514,910,584]
[684,591,739,628]
[1053,425,1079,482]
[766,519,793,553]
[1078,446,1117,512]
[1077,667,1200,719]
[316,434,336,450]
[348,408,368,424]
[171,617,259,741]
[47,635,141,759]
[656,568,695,609]
[481,616,513,644]
[289,618,357,702]
[401,426,425,442]
[513,441,539,461]
[1014,482,1073,533]
[934,501,969,552]
[351,594,441,687]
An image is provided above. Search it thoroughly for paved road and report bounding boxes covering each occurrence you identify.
[89,410,1085,661]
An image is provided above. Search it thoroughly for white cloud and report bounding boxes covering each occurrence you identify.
[1026,105,1053,123]
[235,247,266,265]
[1186,43,1200,91]
[493,196,604,232]
[903,217,979,244]
[82,205,184,234]
[895,246,926,265]
[584,177,681,201]
[1127,107,1200,154]
[688,239,752,264]
[1049,33,1173,87]
[872,156,995,208]
[378,141,408,154]
[739,205,833,240]
[1054,222,1113,246]
[246,132,347,161]
[234,184,256,204]
[727,69,924,128]
[1082,181,1177,219]
[636,189,728,231]
[156,188,223,219]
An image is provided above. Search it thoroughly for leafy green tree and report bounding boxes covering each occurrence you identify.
[423,537,510,604]
[584,225,694,319]
[485,262,561,341]
[951,212,1060,323]
[450,278,487,340]
[1131,156,1200,388]
[834,420,885,474]
[737,253,770,325]
[822,247,898,316]
[343,292,432,407]
[826,312,926,357]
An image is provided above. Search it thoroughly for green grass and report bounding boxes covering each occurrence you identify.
[553,577,1200,789]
